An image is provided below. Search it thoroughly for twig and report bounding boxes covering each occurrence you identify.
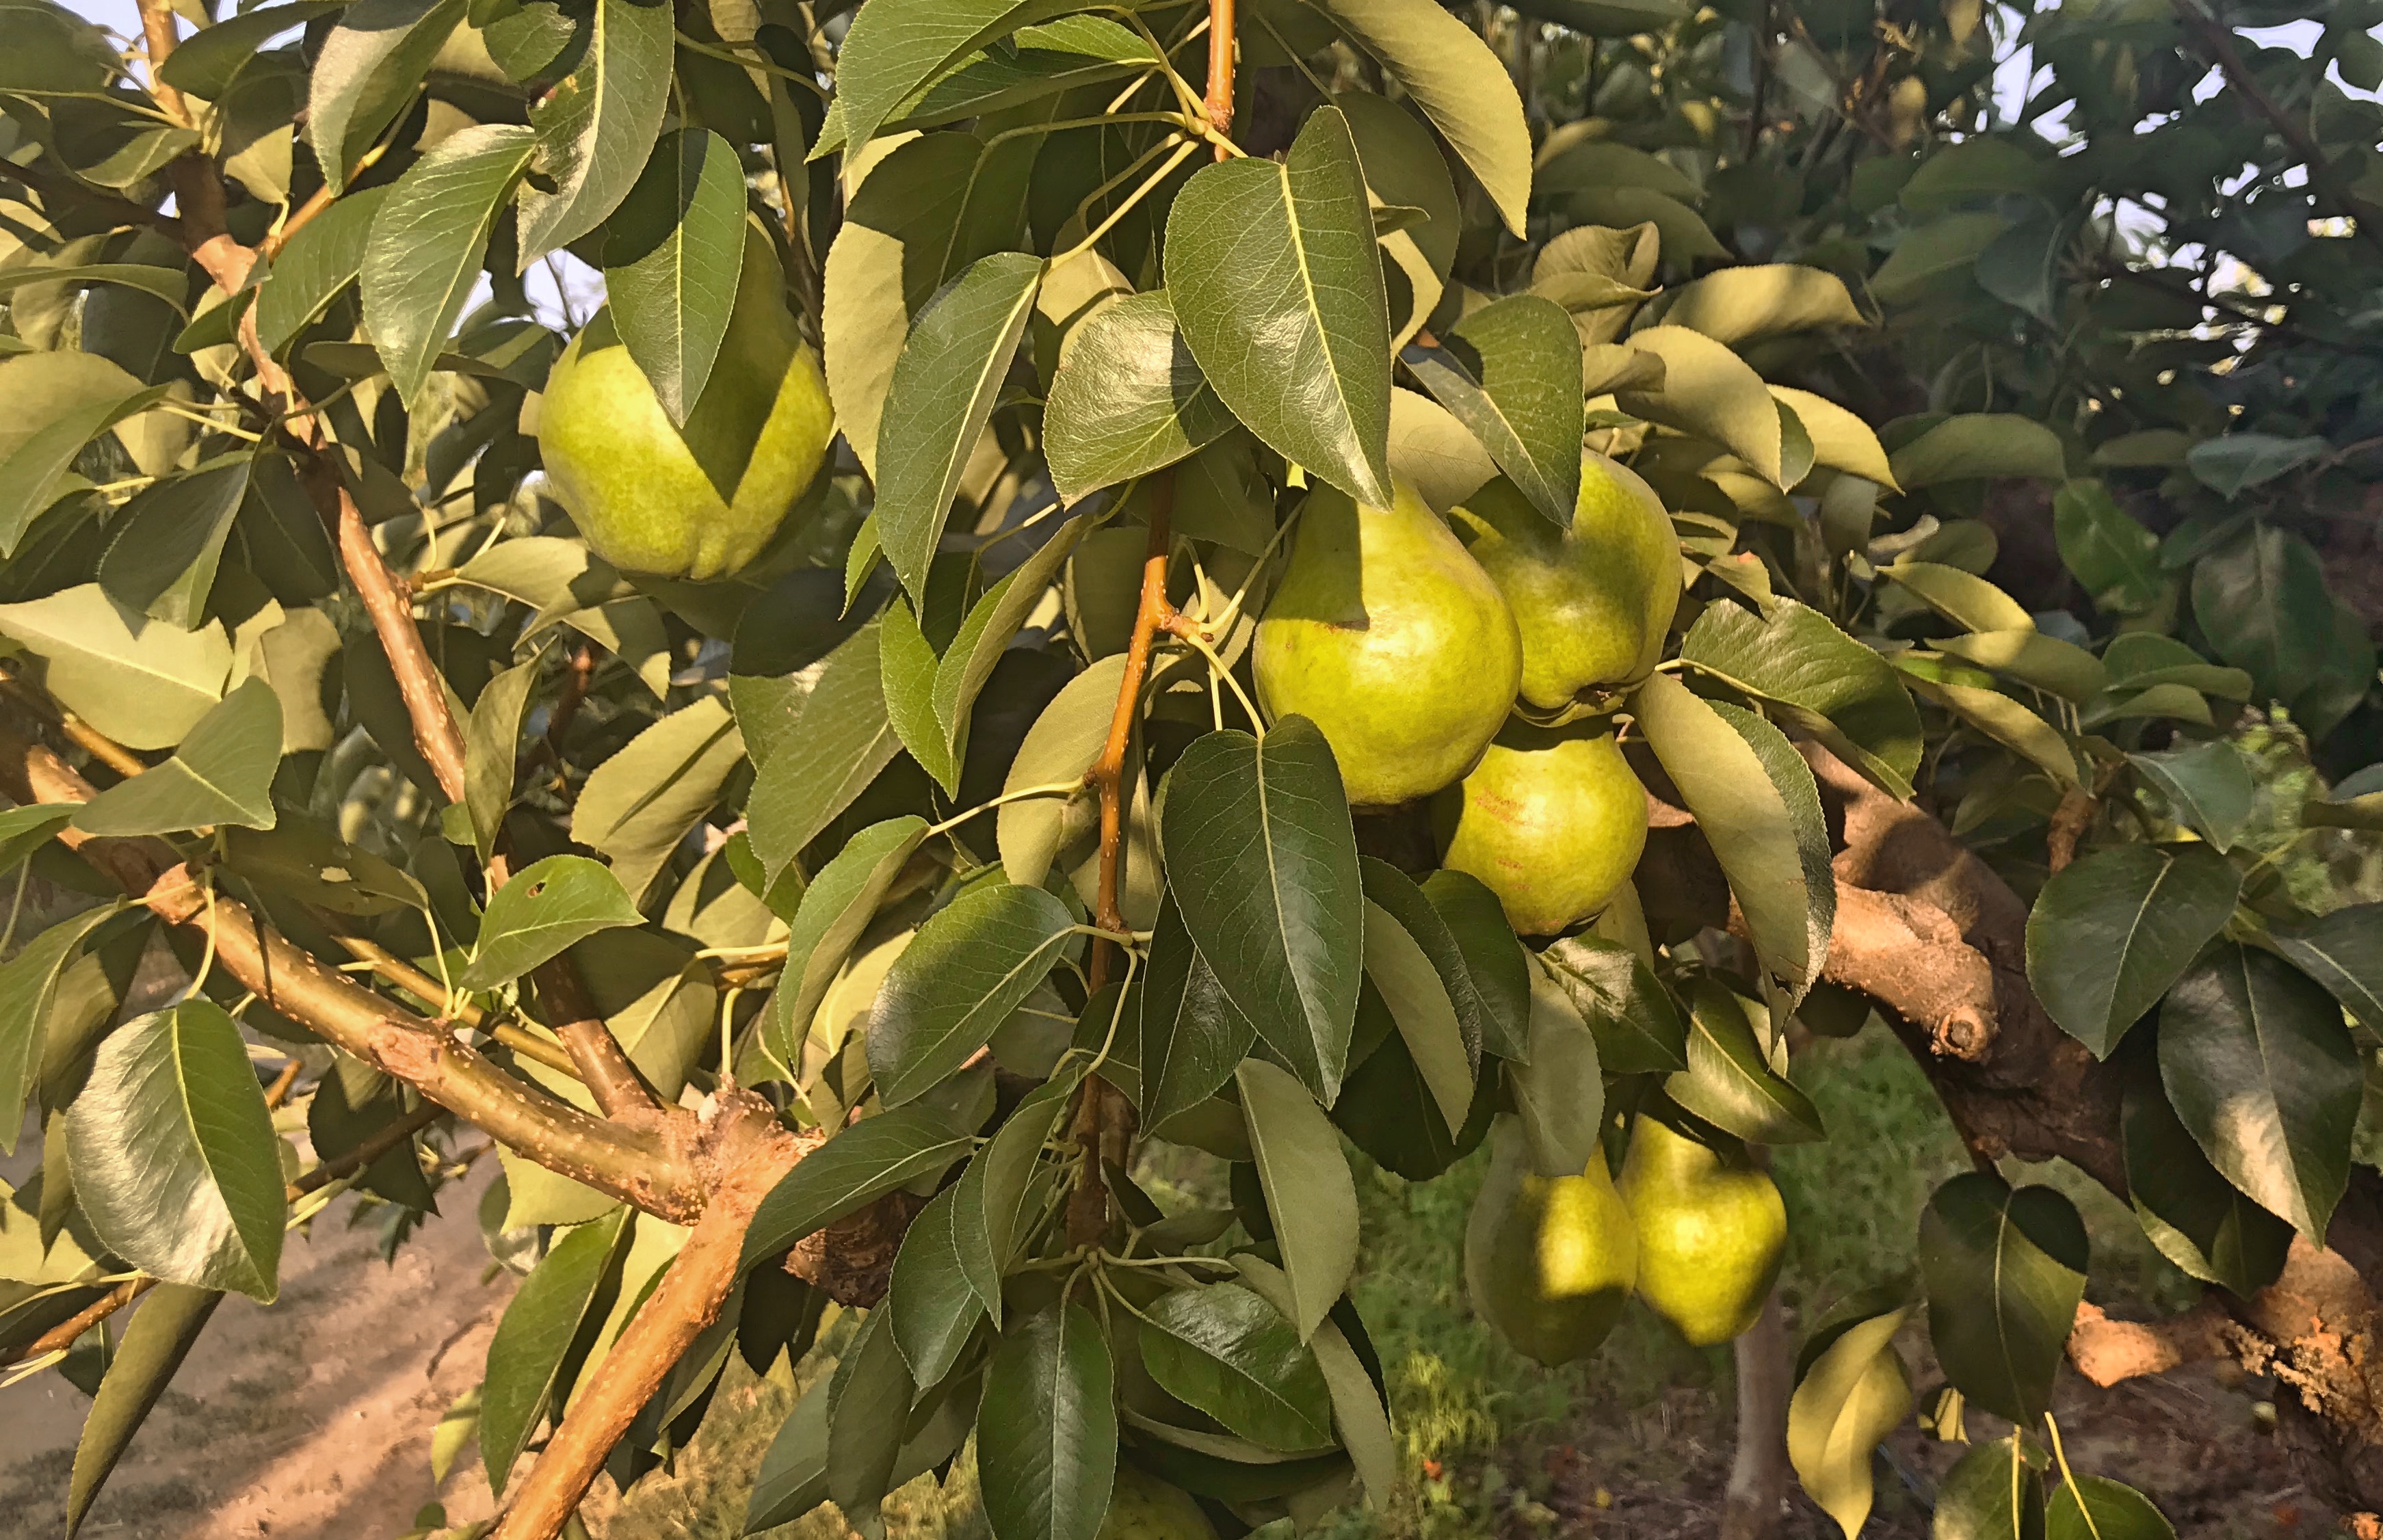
[0,1279,155,1368]
[0,672,148,781]
[1204,0,1238,155]
[289,1099,447,1199]
[326,935,583,1078]
[532,956,661,1120]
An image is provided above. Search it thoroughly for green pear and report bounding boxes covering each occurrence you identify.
[1465,1118,1638,1366]
[1434,723,1647,936]
[1253,479,1523,805]
[1101,1466,1217,1540]
[537,229,834,580]
[1618,1115,1786,1346]
[1451,455,1681,710]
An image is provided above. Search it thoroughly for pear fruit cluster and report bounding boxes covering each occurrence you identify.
[1252,454,1678,935]
[537,228,834,581]
[1467,1113,1789,1364]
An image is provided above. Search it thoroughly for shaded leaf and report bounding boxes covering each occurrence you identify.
[307,0,467,190]
[97,457,250,628]
[1140,895,1259,1132]
[72,677,282,837]
[2122,1057,2291,1298]
[1666,979,1824,1145]
[1141,1284,1334,1451]
[1541,933,1685,1075]
[2130,741,2253,853]
[740,1108,974,1269]
[2025,845,2238,1059]
[1680,597,1923,798]
[1933,1434,2047,1540]
[2046,1478,2176,1540]
[1421,869,1531,1063]
[2053,481,2163,618]
[1919,1173,2086,1424]
[978,1303,1118,1540]
[1311,0,1533,235]
[602,127,748,425]
[1401,295,1581,525]
[2269,903,2383,1032]
[481,1207,630,1493]
[1237,1058,1360,1339]
[746,624,900,890]
[1046,291,1236,502]
[516,0,674,263]
[66,1285,222,1537]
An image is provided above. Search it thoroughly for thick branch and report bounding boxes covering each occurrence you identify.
[1721,1290,1791,1540]
[533,955,663,1119]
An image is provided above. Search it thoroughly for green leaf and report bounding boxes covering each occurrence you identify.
[1360,858,1492,1071]
[1508,967,1606,1176]
[481,1207,631,1493]
[1541,933,1685,1075]
[1679,597,1923,798]
[2189,525,2343,719]
[1360,899,1473,1137]
[1786,1307,1913,1540]
[1666,979,1824,1144]
[255,187,389,354]
[2269,903,2383,1032]
[2159,943,2360,1241]
[875,250,1044,603]
[72,678,283,837]
[362,123,537,403]
[1618,326,1793,489]
[1919,1173,2086,1425]
[1661,265,1866,345]
[953,1064,1082,1322]
[2186,434,2328,499]
[0,263,192,318]
[1045,291,1237,503]
[0,351,168,555]
[1634,672,1816,991]
[1141,1284,1335,1451]
[1167,105,1392,508]
[0,804,73,876]
[516,0,673,262]
[96,456,250,628]
[602,127,747,425]
[1880,561,2035,634]
[746,623,901,890]
[824,0,1081,163]
[1140,895,1259,1132]
[767,817,932,1063]
[1333,990,1475,1180]
[1421,870,1531,1063]
[308,1052,434,1209]
[159,1,347,97]
[2129,742,2252,853]
[828,1305,917,1522]
[1237,1058,1360,1339]
[464,648,543,864]
[2053,481,2163,617]
[2024,845,2239,1059]
[1932,630,2108,704]
[1309,0,1533,235]
[0,907,120,1154]
[306,0,468,190]
[66,1000,287,1300]
[1888,414,2066,488]
[867,880,1077,1106]
[570,695,745,905]
[1897,664,2082,786]
[2046,1478,2176,1540]
[930,514,1092,777]
[1772,387,1897,488]
[1230,1252,1400,1501]
[1401,295,1581,526]
[1933,1435,2047,1540]
[1159,721,1364,1103]
[997,654,1118,888]
[741,1106,974,1269]
[2122,1058,2290,1299]
[1869,211,2013,305]
[977,1303,1118,1540]
[0,584,230,749]
[1713,700,1835,996]
[66,1284,223,1538]
[460,854,645,990]
[813,18,1156,152]
[890,1184,984,1387]
[746,1379,832,1532]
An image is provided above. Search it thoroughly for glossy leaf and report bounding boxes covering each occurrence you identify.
[66,1000,287,1300]
[306,0,467,190]
[1140,895,1259,1132]
[740,1107,975,1269]
[1360,899,1472,1137]
[1168,106,1392,507]
[481,1207,630,1493]
[1666,979,1824,1145]
[1046,291,1236,503]
[2268,903,2383,1031]
[2025,845,2237,1060]
[1140,1284,1334,1451]
[954,1065,1082,1322]
[1919,1174,2086,1425]
[1360,858,1490,1071]
[1159,721,1364,1102]
[826,0,1081,163]
[255,186,388,354]
[1421,870,1531,1063]
[2122,1059,2291,1298]
[66,1284,223,1537]
[516,0,674,261]
[2129,741,2252,852]
[1400,295,1582,525]
[72,677,283,838]
[828,1305,917,1523]
[362,123,538,403]
[867,881,1077,1105]
[1541,933,1685,1076]
[1714,700,1836,999]
[1312,0,1532,235]
[2159,944,2360,1241]
[1237,1059,1360,1339]
[460,855,645,990]
[978,1303,1118,1540]
[1681,597,1924,796]
[603,127,747,424]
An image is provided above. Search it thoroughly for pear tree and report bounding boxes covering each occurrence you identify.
[0,0,2380,1536]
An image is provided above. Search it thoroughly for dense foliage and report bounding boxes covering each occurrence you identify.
[0,0,2380,1535]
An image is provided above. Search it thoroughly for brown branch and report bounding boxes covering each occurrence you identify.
[1797,884,1999,1061]
[2068,1297,2233,1387]
[0,673,148,782]
[491,1097,805,1540]
[290,1099,447,1199]
[1205,0,1239,155]
[2046,785,2094,874]
[533,955,663,1120]
[0,1279,155,1368]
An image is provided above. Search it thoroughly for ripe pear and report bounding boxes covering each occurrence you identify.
[538,229,833,580]
[1465,1119,1638,1366]
[1434,723,1647,936]
[1618,1115,1786,1346]
[1101,1466,1217,1540]
[1253,479,1523,805]
[1450,456,1680,710]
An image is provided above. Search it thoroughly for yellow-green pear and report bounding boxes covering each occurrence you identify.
[1450,455,1681,710]
[1253,479,1523,805]
[1618,1115,1786,1346]
[1465,1119,1638,1366]
[1434,723,1648,936]
[1101,1466,1217,1540]
[538,228,833,580]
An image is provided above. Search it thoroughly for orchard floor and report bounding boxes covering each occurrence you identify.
[0,1035,2334,1540]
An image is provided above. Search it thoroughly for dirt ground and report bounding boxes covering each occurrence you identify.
[0,1169,516,1540]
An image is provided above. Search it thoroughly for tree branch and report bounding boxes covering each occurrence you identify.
[1721,1290,1791,1540]
[534,954,665,1120]
[0,1279,154,1368]
[1205,0,1239,153]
